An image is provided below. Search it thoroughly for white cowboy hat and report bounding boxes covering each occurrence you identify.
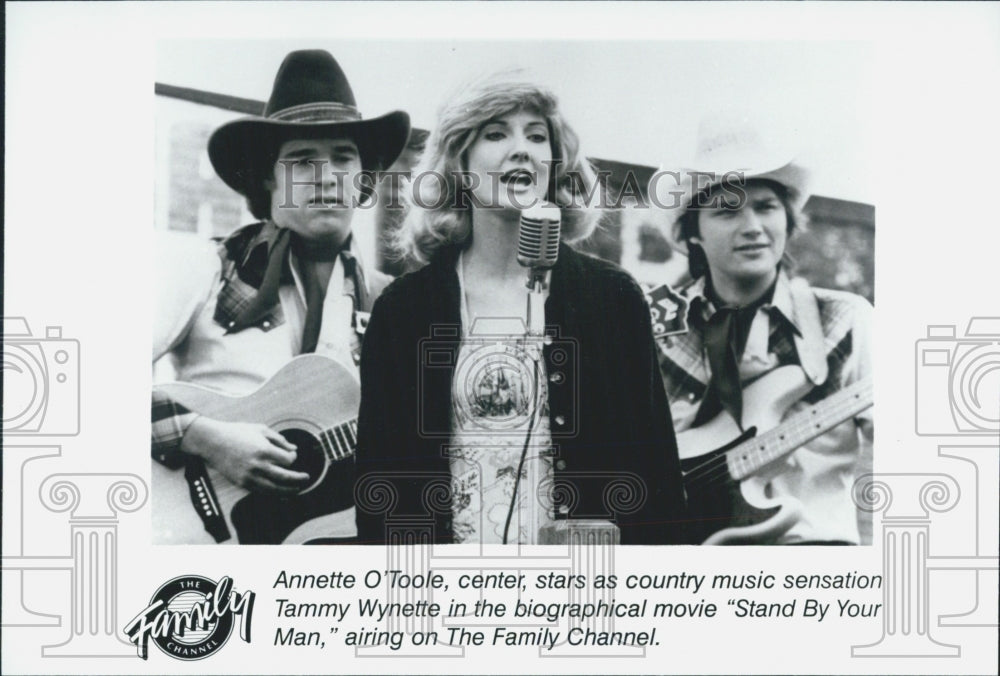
[648,113,810,253]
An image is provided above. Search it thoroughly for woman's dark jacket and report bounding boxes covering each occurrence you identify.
[354,243,687,544]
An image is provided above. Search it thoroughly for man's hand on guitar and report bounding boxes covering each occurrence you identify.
[180,418,311,494]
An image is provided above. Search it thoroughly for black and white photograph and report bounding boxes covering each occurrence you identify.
[3,3,998,674]
[150,40,875,547]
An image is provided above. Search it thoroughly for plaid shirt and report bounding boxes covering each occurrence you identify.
[656,271,874,544]
[151,222,384,468]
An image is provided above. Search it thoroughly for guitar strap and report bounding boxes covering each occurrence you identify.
[788,277,829,387]
[341,251,369,368]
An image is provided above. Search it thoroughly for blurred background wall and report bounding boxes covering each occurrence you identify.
[155,41,874,302]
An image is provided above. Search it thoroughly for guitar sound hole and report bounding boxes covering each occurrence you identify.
[280,429,326,485]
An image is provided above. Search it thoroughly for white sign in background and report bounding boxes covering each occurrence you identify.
[3,2,998,674]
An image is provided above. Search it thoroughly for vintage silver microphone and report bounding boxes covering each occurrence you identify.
[517,202,561,336]
[501,201,561,543]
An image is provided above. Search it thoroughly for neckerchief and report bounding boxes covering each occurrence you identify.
[693,278,776,428]
[226,226,355,354]
[294,238,338,355]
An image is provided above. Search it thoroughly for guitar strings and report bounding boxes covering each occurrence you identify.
[685,413,838,488]
[320,419,359,461]
[684,454,733,488]
[682,380,872,488]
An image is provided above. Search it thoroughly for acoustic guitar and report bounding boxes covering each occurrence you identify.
[151,355,359,544]
[678,366,872,545]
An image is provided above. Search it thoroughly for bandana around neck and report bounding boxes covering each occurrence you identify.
[695,277,777,428]
[227,227,350,352]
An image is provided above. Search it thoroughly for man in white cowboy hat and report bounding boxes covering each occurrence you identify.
[648,114,873,546]
[151,50,410,543]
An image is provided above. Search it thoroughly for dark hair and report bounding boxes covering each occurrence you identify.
[678,178,801,279]
[245,167,277,221]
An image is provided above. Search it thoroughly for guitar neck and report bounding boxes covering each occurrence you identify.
[727,378,872,481]
[320,419,358,461]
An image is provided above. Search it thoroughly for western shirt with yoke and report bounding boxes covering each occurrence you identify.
[151,222,391,538]
[657,271,874,544]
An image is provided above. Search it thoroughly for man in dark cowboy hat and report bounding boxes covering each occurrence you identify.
[648,114,873,546]
[151,50,410,544]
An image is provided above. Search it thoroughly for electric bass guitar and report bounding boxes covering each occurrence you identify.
[151,355,359,545]
[678,366,872,545]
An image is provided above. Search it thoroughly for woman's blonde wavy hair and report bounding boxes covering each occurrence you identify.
[392,71,604,264]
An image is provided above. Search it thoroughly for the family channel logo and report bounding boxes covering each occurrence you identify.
[124,575,255,660]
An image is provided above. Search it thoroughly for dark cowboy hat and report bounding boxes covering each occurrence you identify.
[208,49,410,196]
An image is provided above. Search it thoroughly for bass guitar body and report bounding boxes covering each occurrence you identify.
[681,447,803,545]
[679,366,812,545]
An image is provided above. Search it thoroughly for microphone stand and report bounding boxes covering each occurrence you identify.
[522,263,622,547]
[525,267,550,338]
[501,265,549,544]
